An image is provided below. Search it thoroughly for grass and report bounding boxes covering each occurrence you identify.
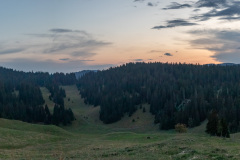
[40,87,55,113]
[1,85,240,159]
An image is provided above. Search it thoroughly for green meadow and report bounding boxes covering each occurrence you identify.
[0,85,240,159]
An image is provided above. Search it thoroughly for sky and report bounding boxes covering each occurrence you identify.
[1,0,240,73]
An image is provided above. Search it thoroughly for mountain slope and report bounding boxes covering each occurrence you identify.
[77,62,240,133]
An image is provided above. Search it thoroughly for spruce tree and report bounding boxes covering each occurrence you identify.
[220,118,230,138]
[206,110,219,136]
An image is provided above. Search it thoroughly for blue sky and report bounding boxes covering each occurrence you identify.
[1,0,240,72]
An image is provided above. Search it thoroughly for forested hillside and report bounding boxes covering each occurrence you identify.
[75,70,98,79]
[78,62,240,133]
[0,67,76,125]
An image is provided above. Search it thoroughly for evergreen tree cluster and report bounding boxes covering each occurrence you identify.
[46,83,66,107]
[78,62,240,132]
[0,67,76,125]
[0,82,47,123]
[52,104,75,125]
[206,110,230,137]
[0,66,76,87]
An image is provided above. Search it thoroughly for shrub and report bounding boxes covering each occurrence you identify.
[175,123,187,133]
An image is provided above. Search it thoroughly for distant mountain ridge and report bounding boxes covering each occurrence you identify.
[219,63,239,66]
[75,70,98,79]
[205,63,239,66]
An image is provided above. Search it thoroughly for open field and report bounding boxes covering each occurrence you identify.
[1,85,240,159]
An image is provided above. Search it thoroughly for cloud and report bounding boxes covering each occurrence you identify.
[134,59,143,62]
[196,0,228,8]
[25,33,53,38]
[212,4,240,16]
[50,28,75,33]
[163,0,228,10]
[25,28,111,58]
[164,53,173,56]
[147,2,158,7]
[193,9,201,12]
[160,0,240,25]
[191,1,240,21]
[219,16,240,20]
[76,59,95,62]
[46,29,110,56]
[50,28,74,33]
[154,0,240,32]
[0,28,111,73]
[163,2,192,10]
[59,58,70,61]
[153,0,240,64]
[147,2,154,6]
[43,39,110,56]
[0,48,25,55]
[188,29,240,63]
[211,52,240,63]
[49,28,90,36]
[152,19,198,29]
[71,51,96,57]
[149,50,162,53]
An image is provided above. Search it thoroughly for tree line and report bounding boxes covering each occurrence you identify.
[0,67,76,125]
[77,62,240,134]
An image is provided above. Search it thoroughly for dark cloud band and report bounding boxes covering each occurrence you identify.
[164,53,173,56]
[163,2,192,10]
[0,48,25,55]
[152,19,198,29]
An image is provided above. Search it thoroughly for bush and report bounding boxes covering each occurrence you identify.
[175,123,187,133]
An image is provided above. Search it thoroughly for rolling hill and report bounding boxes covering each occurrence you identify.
[1,63,240,159]
[1,85,240,159]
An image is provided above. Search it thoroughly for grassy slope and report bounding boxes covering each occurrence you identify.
[1,85,240,159]
[40,87,55,113]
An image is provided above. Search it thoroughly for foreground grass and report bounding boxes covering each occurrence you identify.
[1,120,240,160]
[1,85,240,159]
